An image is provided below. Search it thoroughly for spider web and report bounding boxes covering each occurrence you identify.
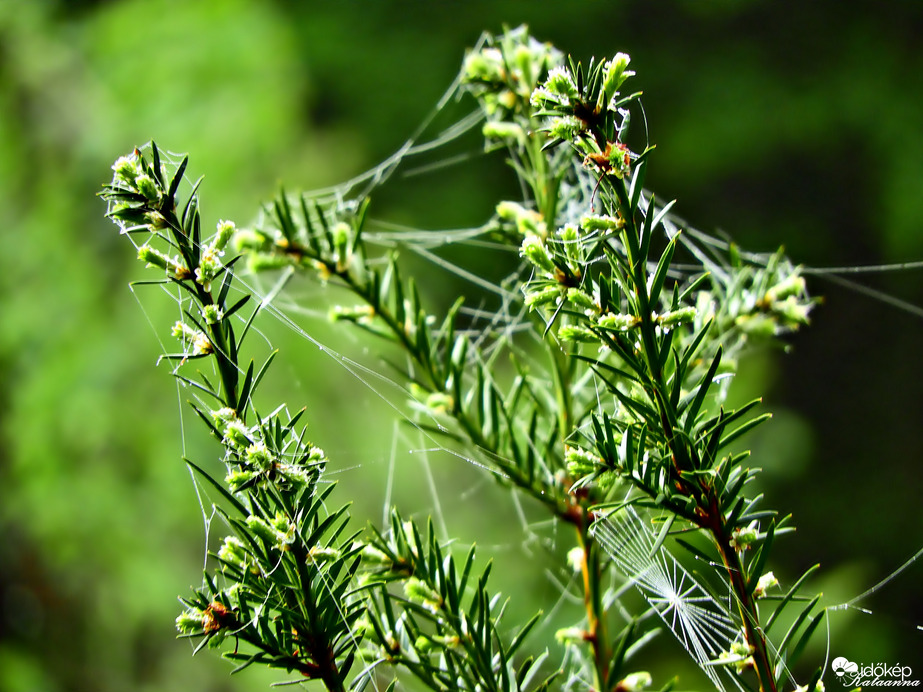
[592,507,746,692]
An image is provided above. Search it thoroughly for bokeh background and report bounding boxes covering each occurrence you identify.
[2,1,922,690]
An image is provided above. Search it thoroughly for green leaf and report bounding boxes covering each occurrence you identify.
[717,412,772,450]
[765,564,821,634]
[273,190,297,243]
[648,512,676,559]
[682,346,722,427]
[648,236,677,307]
[150,141,165,188]
[775,594,821,659]
[237,360,255,415]
[166,154,189,203]
[746,520,776,595]
[675,537,718,564]
[784,610,825,679]
[650,199,677,234]
[185,458,249,518]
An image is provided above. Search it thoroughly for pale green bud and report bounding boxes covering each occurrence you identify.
[164,254,192,280]
[210,407,237,428]
[175,609,205,633]
[548,116,584,140]
[463,47,505,84]
[735,313,778,338]
[360,544,393,566]
[147,211,168,229]
[233,229,271,253]
[598,313,640,331]
[137,245,168,270]
[226,469,258,493]
[601,53,634,105]
[554,626,586,645]
[246,441,273,470]
[217,536,248,568]
[414,635,436,653]
[329,304,375,323]
[172,321,212,355]
[524,285,563,308]
[195,246,223,290]
[566,288,596,311]
[557,223,581,265]
[112,154,140,186]
[658,307,697,328]
[765,273,805,303]
[352,617,374,639]
[306,445,326,463]
[520,234,555,274]
[496,201,545,235]
[332,222,351,270]
[245,515,276,544]
[222,419,252,450]
[597,469,618,490]
[424,391,454,415]
[717,641,755,674]
[482,120,526,143]
[269,512,294,538]
[276,462,313,487]
[617,672,652,692]
[404,578,442,610]
[544,66,578,100]
[135,174,159,202]
[730,521,759,550]
[530,86,554,108]
[307,546,340,565]
[201,303,224,325]
[213,220,236,251]
[775,296,812,325]
[581,213,624,232]
[247,252,292,273]
[753,571,779,598]
[248,513,296,551]
[559,325,598,343]
[565,445,602,475]
[496,200,529,222]
[415,634,460,652]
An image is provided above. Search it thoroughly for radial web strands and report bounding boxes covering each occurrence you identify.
[593,507,746,692]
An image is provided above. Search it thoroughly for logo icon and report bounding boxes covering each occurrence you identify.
[830,657,917,687]
[832,657,858,678]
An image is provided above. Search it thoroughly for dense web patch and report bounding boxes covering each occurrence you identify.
[593,507,746,692]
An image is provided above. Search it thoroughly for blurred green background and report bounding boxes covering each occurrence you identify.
[2,1,922,690]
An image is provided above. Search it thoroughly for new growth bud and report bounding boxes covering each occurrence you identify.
[112,154,140,186]
[730,521,759,551]
[404,578,443,611]
[213,220,236,252]
[598,313,641,331]
[520,234,556,275]
[544,66,579,102]
[601,53,634,106]
[558,325,598,343]
[135,174,159,202]
[175,609,205,634]
[615,672,652,692]
[753,571,779,598]
[171,321,212,355]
